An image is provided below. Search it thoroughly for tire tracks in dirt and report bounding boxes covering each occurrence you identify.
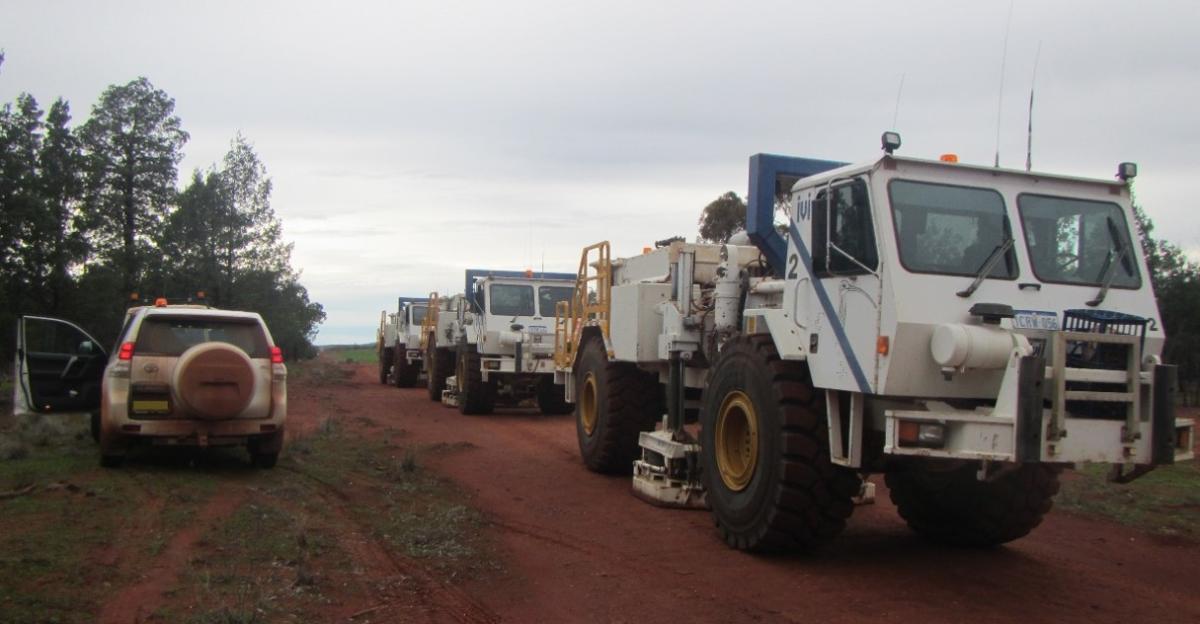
[280,462,499,624]
[96,485,247,624]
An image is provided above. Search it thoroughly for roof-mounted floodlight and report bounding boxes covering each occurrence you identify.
[881,131,902,154]
[1117,162,1138,182]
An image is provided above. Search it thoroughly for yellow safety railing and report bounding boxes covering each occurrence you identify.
[419,292,440,351]
[555,241,611,368]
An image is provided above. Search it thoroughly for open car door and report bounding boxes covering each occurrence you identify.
[14,316,107,416]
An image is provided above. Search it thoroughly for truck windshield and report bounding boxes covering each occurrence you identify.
[1018,194,1140,288]
[888,180,1017,279]
[538,286,575,317]
[489,284,535,316]
[135,317,269,358]
[410,305,427,325]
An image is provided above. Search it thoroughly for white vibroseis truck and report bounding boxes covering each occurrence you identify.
[442,269,577,415]
[554,135,1195,552]
[389,297,429,387]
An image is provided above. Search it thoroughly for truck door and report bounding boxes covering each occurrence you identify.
[804,177,883,393]
[15,316,107,414]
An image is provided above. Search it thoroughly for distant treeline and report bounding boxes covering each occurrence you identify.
[0,53,324,362]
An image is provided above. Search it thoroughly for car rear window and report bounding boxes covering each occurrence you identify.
[134,316,269,358]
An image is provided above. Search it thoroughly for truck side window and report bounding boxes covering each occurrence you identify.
[812,179,878,276]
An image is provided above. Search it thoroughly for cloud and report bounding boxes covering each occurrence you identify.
[3,0,1197,343]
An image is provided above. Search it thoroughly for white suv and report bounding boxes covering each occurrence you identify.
[14,302,287,467]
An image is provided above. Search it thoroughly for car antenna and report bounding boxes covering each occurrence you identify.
[1025,40,1042,172]
[891,72,905,133]
[993,0,1015,168]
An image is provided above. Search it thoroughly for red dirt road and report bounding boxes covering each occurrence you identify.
[322,363,1200,624]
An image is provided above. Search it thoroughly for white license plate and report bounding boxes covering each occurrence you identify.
[527,325,548,334]
[1013,310,1060,331]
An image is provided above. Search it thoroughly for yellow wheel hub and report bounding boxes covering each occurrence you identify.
[580,373,598,435]
[715,390,759,492]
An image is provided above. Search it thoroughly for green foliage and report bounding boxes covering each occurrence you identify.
[698,191,746,243]
[79,77,189,294]
[0,65,323,362]
[1057,460,1200,537]
[1132,202,1200,403]
[160,135,325,359]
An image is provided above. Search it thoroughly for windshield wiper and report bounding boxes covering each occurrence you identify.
[1086,217,1131,307]
[957,237,1015,298]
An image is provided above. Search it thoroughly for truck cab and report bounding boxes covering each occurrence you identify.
[748,152,1185,468]
[447,269,575,414]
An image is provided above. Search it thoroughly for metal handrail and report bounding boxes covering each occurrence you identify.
[419,292,440,351]
[555,241,611,368]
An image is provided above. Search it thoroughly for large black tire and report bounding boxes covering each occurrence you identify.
[885,461,1060,547]
[251,451,279,469]
[379,347,394,385]
[456,344,496,415]
[700,335,860,553]
[425,341,453,402]
[574,336,662,474]
[98,426,126,468]
[536,377,572,415]
[393,346,419,388]
[249,430,284,469]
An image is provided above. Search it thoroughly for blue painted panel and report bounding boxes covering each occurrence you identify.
[746,153,846,277]
[396,296,429,312]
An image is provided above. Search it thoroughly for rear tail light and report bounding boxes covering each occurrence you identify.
[118,342,135,361]
[270,346,284,364]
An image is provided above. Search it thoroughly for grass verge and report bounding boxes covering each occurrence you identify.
[1057,460,1200,539]
[0,417,216,622]
[322,345,377,365]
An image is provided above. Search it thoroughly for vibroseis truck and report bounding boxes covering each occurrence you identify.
[425,270,576,415]
[553,133,1194,552]
[378,297,429,387]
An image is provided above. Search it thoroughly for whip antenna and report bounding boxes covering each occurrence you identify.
[1026,40,1042,172]
[994,0,1015,168]
[891,73,906,131]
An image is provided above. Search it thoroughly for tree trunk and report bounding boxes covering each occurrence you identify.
[123,172,136,296]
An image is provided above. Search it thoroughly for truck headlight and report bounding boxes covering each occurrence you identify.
[898,421,946,448]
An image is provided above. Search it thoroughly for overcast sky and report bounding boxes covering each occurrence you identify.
[3,1,1197,344]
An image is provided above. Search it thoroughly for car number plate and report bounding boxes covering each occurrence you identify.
[1013,310,1060,331]
[527,325,548,334]
[132,399,170,414]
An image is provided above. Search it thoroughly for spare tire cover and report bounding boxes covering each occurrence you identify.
[172,342,257,420]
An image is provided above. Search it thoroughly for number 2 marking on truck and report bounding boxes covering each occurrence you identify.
[787,254,799,279]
